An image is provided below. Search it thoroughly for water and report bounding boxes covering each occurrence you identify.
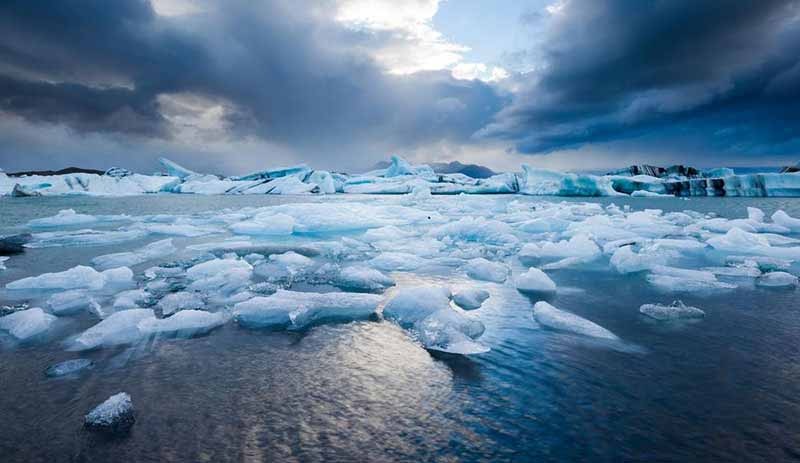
[1,194,800,462]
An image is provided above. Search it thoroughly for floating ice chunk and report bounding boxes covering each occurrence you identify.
[336,266,395,292]
[46,290,101,316]
[72,309,155,350]
[28,229,147,248]
[639,300,705,321]
[102,267,134,287]
[415,309,489,354]
[726,255,792,272]
[0,256,7,271]
[747,207,765,223]
[382,286,452,326]
[542,255,598,270]
[707,228,800,260]
[234,290,381,329]
[7,265,106,290]
[609,246,675,274]
[518,218,571,233]
[520,235,600,260]
[0,308,56,340]
[28,209,97,228]
[84,392,135,432]
[647,265,736,292]
[452,289,490,310]
[772,210,800,232]
[229,213,295,235]
[757,272,799,287]
[384,155,434,177]
[45,358,94,377]
[463,258,509,283]
[369,252,427,271]
[533,301,619,340]
[361,225,415,243]
[186,258,253,281]
[133,223,221,237]
[515,268,556,294]
[269,251,313,270]
[157,291,205,316]
[307,170,336,194]
[139,310,226,336]
[92,239,176,270]
[702,265,762,278]
[430,217,518,246]
[113,289,151,310]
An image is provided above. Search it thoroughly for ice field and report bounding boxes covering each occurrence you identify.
[1,193,800,461]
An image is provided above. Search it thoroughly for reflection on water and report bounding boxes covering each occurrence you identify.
[1,195,800,462]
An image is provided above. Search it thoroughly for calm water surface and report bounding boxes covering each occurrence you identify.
[1,194,799,462]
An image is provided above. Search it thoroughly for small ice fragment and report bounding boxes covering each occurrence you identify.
[0,256,8,271]
[452,289,490,310]
[84,392,135,433]
[533,301,618,340]
[0,307,56,340]
[515,268,557,294]
[336,266,395,292]
[463,258,509,283]
[639,300,705,321]
[757,272,799,287]
[45,359,94,377]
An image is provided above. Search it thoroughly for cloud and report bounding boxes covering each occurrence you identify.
[482,0,800,158]
[0,0,505,172]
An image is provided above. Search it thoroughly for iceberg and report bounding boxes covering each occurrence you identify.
[45,358,94,377]
[452,289,490,310]
[533,301,619,340]
[234,290,381,330]
[0,307,57,340]
[84,392,135,433]
[772,210,800,232]
[515,268,557,294]
[158,157,198,180]
[463,258,509,283]
[639,301,705,321]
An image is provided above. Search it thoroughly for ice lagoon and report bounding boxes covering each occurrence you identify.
[2,192,800,461]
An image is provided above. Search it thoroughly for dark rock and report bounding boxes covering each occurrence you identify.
[0,233,32,255]
[11,184,42,197]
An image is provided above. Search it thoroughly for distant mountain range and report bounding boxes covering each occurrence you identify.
[370,160,497,179]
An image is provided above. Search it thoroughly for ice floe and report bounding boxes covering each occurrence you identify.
[533,302,619,340]
[639,301,705,321]
[234,290,381,330]
[0,308,57,340]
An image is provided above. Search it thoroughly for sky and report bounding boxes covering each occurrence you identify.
[0,0,799,175]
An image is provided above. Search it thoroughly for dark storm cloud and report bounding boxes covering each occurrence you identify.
[483,0,800,157]
[0,0,503,170]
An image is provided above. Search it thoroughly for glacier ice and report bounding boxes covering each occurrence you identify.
[0,307,57,340]
[533,301,619,340]
[138,310,227,336]
[27,229,147,248]
[234,290,381,330]
[519,235,600,261]
[452,288,490,310]
[515,268,557,294]
[463,258,509,283]
[639,301,705,321]
[28,209,98,228]
[47,290,100,315]
[772,210,800,232]
[0,256,7,271]
[84,392,135,432]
